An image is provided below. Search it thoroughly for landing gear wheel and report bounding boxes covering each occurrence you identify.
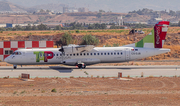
[13,65,17,69]
[78,64,82,69]
[77,64,86,69]
[83,65,86,69]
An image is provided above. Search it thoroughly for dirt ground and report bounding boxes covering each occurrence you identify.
[0,77,180,106]
[1,61,180,106]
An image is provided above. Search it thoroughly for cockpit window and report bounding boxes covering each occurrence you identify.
[12,52,22,55]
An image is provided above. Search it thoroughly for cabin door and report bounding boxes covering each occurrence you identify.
[125,48,130,61]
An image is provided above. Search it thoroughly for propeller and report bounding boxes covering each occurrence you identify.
[59,46,65,55]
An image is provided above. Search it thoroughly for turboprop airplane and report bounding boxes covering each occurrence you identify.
[4,21,170,69]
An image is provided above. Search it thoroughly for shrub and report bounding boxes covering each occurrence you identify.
[51,88,57,93]
[41,90,45,93]
[105,44,111,47]
[80,34,99,45]
[20,90,26,94]
[76,30,80,33]
[13,91,17,94]
[61,32,73,46]
[113,43,119,47]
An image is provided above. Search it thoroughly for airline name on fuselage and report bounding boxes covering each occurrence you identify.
[156,27,160,45]
[131,52,141,55]
[33,51,54,62]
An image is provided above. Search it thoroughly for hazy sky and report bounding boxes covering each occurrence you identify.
[3,0,180,13]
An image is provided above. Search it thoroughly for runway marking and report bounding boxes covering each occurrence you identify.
[164,79,177,89]
[155,79,166,90]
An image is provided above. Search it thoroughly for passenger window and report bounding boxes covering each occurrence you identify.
[114,53,116,55]
[98,53,100,55]
[121,52,123,55]
[111,53,113,55]
[73,54,75,56]
[108,53,110,55]
[91,53,93,55]
[48,54,52,56]
[57,54,58,56]
[53,54,55,56]
[101,53,103,55]
[84,53,86,56]
[70,54,72,56]
[80,53,82,56]
[117,52,119,55]
[87,53,89,55]
[77,53,79,56]
[94,53,96,55]
[104,53,106,55]
[60,54,62,56]
[67,54,68,56]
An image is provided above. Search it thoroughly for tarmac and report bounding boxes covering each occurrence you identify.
[0,65,180,78]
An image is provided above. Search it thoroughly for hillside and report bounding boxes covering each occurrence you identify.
[27,3,66,13]
[0,1,26,12]
[0,12,127,24]
[5,0,180,13]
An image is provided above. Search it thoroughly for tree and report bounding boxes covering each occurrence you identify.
[40,9,45,12]
[55,39,62,48]
[99,9,105,13]
[46,10,50,12]
[169,10,176,16]
[101,23,107,29]
[25,24,32,31]
[55,25,62,30]
[32,25,37,30]
[37,24,49,30]
[61,33,73,46]
[80,34,99,45]
[178,21,180,27]
[96,13,102,18]
[12,25,23,31]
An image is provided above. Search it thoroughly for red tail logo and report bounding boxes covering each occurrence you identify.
[154,21,169,48]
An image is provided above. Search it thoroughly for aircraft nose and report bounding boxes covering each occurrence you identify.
[4,57,9,63]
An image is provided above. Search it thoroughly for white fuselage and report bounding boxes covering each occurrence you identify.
[5,47,170,66]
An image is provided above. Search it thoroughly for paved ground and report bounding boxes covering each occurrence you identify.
[0,65,180,78]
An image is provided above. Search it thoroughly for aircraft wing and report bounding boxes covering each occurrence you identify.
[63,45,95,53]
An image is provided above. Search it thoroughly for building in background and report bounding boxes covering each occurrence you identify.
[78,8,89,12]
[63,7,89,13]
[6,23,12,28]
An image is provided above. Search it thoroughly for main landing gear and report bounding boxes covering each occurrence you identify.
[77,63,86,69]
[13,65,17,69]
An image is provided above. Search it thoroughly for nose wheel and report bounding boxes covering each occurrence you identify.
[13,65,17,69]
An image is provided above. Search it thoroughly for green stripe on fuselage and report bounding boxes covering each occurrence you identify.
[135,29,154,47]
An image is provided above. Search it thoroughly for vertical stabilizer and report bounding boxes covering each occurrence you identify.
[124,21,170,48]
[154,21,169,48]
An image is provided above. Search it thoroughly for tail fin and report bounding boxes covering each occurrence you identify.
[125,21,170,48]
